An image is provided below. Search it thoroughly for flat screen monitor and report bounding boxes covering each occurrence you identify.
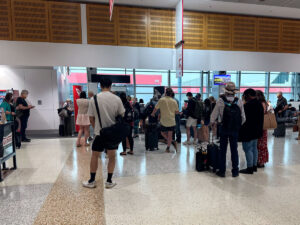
[214,75,231,85]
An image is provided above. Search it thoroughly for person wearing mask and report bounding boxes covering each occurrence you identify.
[171,92,181,143]
[16,90,35,142]
[0,93,15,122]
[183,92,202,145]
[120,92,134,156]
[76,91,90,147]
[210,82,246,178]
[133,98,140,138]
[239,89,264,174]
[256,90,269,168]
[151,88,179,153]
[83,78,125,189]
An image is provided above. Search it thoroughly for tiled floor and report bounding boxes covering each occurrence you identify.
[0,130,299,225]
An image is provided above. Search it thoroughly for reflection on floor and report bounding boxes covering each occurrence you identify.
[0,131,299,225]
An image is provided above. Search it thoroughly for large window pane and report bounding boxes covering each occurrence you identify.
[269,72,294,103]
[240,71,266,93]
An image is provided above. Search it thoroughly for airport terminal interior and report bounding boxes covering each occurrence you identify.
[1,0,300,224]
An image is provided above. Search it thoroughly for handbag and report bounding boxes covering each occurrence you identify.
[263,112,277,130]
[93,95,130,148]
[293,125,299,132]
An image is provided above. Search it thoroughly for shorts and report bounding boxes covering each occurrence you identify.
[92,135,119,152]
[76,114,90,126]
[186,117,197,127]
[161,125,175,132]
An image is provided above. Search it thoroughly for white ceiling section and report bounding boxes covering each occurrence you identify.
[74,0,300,19]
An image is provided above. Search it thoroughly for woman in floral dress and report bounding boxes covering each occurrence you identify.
[256,90,269,168]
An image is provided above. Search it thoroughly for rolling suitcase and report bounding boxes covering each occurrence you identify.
[274,123,286,137]
[196,145,208,172]
[145,123,159,151]
[207,135,220,172]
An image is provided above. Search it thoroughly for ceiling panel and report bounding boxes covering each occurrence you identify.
[212,0,300,9]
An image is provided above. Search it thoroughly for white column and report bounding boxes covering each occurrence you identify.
[81,4,87,44]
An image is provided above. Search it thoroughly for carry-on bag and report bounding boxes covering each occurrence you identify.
[207,134,220,172]
[274,123,286,137]
[196,145,208,172]
[145,123,159,151]
[59,124,65,137]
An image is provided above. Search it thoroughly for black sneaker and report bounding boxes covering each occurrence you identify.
[232,172,239,178]
[22,138,31,142]
[240,167,253,175]
[253,166,257,172]
[216,171,225,178]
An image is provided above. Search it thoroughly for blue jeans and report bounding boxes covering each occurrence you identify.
[242,139,258,168]
[219,130,239,174]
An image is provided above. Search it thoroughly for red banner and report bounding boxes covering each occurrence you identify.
[73,85,82,132]
[110,0,114,21]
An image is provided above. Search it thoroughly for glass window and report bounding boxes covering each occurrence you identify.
[240,71,266,93]
[269,72,294,103]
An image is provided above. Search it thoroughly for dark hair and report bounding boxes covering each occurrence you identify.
[196,93,202,99]
[186,92,193,97]
[256,90,266,104]
[171,92,175,98]
[100,77,112,88]
[243,88,257,101]
[139,99,144,103]
[4,93,13,102]
[165,88,173,97]
[204,98,211,107]
[119,92,127,105]
[80,91,86,99]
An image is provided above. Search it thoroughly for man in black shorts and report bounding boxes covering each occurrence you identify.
[151,88,179,153]
[83,78,125,189]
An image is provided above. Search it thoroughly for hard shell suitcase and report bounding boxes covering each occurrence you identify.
[196,145,208,172]
[145,124,159,151]
[274,123,286,137]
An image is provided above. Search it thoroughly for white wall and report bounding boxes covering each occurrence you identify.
[1,40,300,72]
[0,67,59,130]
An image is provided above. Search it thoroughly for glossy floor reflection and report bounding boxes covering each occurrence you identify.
[104,130,300,225]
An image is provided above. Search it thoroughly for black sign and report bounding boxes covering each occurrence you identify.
[91,74,131,84]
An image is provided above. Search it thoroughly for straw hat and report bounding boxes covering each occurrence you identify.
[224,82,239,95]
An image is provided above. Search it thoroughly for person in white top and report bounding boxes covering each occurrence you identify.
[83,78,125,189]
[76,91,90,147]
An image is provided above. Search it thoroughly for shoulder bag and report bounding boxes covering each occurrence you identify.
[93,95,130,148]
[263,112,277,130]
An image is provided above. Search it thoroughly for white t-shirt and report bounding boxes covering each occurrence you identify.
[87,91,125,135]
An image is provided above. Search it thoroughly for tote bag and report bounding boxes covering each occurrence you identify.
[263,112,277,130]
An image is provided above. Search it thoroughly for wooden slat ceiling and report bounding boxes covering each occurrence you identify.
[148,9,175,48]
[117,6,148,47]
[11,0,49,42]
[232,16,256,51]
[184,11,205,50]
[257,18,280,52]
[280,20,300,53]
[0,0,12,40]
[87,4,118,45]
[206,14,232,50]
[49,1,82,44]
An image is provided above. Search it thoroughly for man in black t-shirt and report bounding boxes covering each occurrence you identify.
[275,92,288,117]
[16,90,34,142]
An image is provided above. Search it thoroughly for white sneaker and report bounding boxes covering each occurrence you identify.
[82,180,96,188]
[183,141,191,145]
[105,181,117,189]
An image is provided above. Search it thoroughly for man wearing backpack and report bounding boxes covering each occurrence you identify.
[183,92,204,145]
[210,82,246,178]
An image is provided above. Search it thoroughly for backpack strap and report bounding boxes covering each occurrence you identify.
[93,95,103,130]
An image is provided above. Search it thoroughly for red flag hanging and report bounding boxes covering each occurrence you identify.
[109,0,114,21]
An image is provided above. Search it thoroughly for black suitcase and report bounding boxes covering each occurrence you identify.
[274,123,286,137]
[196,145,208,172]
[207,140,220,172]
[59,124,65,137]
[145,124,159,151]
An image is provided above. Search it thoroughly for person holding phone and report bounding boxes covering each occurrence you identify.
[16,90,35,142]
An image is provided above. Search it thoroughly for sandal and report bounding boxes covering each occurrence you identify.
[120,152,127,156]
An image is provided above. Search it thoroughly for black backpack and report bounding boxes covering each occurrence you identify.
[221,96,242,132]
[124,105,134,123]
